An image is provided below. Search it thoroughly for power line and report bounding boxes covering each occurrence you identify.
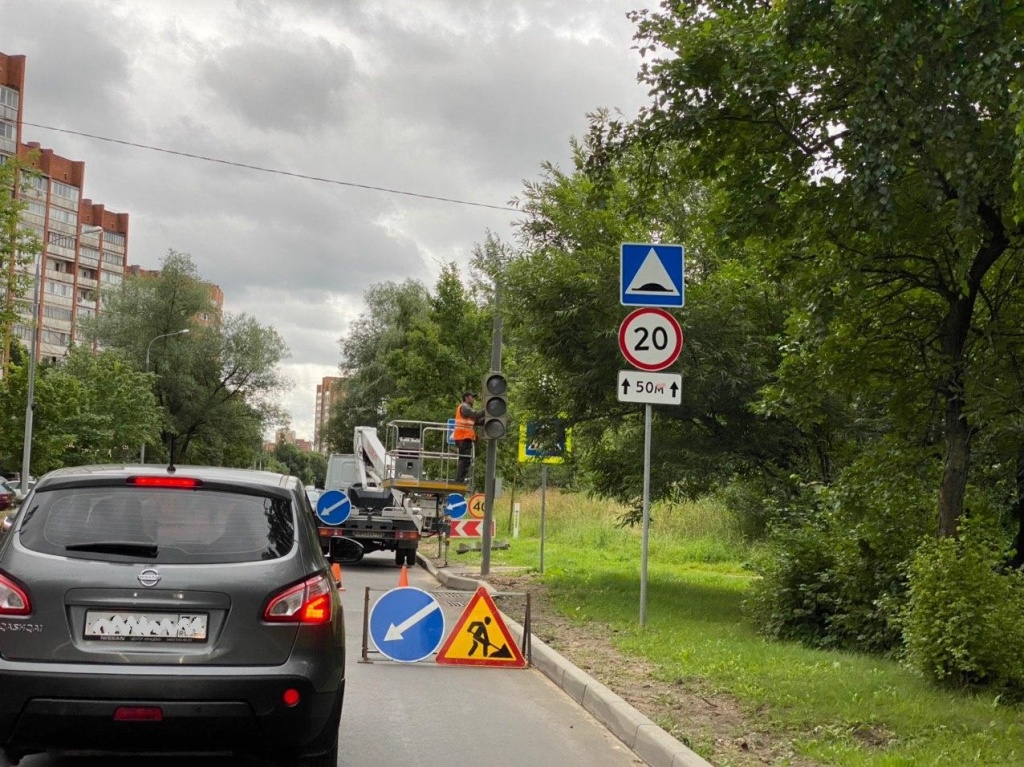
[22,121,522,214]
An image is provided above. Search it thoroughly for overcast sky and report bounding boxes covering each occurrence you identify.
[2,0,650,441]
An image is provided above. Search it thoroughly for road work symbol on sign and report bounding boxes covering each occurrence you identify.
[436,587,526,667]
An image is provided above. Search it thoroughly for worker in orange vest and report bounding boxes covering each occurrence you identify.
[453,391,484,483]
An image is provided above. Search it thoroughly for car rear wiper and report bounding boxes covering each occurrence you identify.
[65,542,159,558]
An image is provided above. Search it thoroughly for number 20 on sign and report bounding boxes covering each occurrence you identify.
[618,308,683,372]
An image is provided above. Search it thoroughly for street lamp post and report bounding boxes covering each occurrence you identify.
[20,226,103,497]
[140,328,190,464]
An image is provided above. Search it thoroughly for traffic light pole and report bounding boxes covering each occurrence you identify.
[481,286,502,576]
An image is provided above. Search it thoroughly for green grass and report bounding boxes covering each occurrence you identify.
[454,489,1024,766]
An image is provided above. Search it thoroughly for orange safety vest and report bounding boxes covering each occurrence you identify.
[453,405,476,441]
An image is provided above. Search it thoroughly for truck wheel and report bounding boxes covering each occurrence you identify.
[405,548,417,567]
[394,549,405,566]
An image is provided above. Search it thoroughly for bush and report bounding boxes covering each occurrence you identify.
[745,521,842,646]
[745,440,935,652]
[902,519,1024,690]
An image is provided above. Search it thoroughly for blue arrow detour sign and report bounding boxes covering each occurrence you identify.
[369,587,446,663]
[316,489,351,526]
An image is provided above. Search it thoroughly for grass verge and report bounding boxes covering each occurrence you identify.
[449,489,1024,766]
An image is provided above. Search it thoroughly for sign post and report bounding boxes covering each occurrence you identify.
[517,421,571,574]
[619,243,685,628]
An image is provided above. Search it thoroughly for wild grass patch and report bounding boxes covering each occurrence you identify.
[454,490,1024,765]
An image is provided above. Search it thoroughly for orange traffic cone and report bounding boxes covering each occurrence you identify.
[398,564,409,587]
[331,562,345,591]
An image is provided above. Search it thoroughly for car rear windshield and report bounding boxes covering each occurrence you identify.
[17,487,295,564]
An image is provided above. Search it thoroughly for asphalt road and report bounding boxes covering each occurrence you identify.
[13,552,643,766]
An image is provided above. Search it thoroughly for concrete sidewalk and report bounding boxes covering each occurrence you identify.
[418,556,712,767]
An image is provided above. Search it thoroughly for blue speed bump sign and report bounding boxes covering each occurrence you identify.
[621,243,685,307]
[445,493,468,519]
[369,587,446,663]
[316,489,351,526]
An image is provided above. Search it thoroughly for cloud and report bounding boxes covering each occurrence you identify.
[1,0,649,440]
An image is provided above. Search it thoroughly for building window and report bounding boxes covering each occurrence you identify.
[44,305,73,322]
[0,121,13,140]
[80,267,96,281]
[46,281,74,298]
[26,201,46,218]
[101,271,122,286]
[43,329,71,345]
[80,247,100,265]
[49,207,78,226]
[103,252,123,267]
[25,174,47,193]
[103,231,125,247]
[51,180,80,202]
[0,87,17,109]
[76,306,95,319]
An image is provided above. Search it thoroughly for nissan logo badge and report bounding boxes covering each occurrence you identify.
[138,568,161,587]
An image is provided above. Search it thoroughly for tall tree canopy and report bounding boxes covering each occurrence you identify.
[630,0,1024,535]
[325,267,490,453]
[86,250,288,466]
[0,155,43,377]
[0,346,161,474]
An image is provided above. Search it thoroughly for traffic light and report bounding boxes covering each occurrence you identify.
[482,371,508,440]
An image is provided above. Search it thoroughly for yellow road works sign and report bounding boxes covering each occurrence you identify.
[436,587,526,668]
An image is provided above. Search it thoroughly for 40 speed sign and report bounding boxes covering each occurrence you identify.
[618,307,683,372]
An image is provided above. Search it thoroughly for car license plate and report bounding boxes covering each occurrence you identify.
[85,611,208,642]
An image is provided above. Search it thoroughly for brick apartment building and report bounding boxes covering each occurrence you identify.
[1,51,130,367]
[313,376,344,453]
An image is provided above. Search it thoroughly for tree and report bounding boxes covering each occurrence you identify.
[85,250,289,466]
[630,0,1024,535]
[499,113,801,511]
[0,154,43,377]
[324,279,432,451]
[273,440,326,487]
[0,346,161,474]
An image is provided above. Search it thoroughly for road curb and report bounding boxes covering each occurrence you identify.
[418,556,713,767]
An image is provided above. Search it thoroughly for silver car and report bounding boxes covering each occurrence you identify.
[0,465,345,765]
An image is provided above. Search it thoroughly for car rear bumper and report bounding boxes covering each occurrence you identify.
[0,664,344,759]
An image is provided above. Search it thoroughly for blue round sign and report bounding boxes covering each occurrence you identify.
[369,587,446,663]
[316,489,351,526]
[445,493,468,520]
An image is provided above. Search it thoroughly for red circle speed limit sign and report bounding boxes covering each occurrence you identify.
[618,308,683,371]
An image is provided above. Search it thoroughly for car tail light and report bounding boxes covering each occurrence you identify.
[394,530,420,541]
[282,688,301,707]
[114,706,163,722]
[263,575,332,625]
[0,573,31,616]
[318,528,344,538]
[126,476,203,489]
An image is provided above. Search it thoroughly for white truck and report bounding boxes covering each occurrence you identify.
[318,421,472,566]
